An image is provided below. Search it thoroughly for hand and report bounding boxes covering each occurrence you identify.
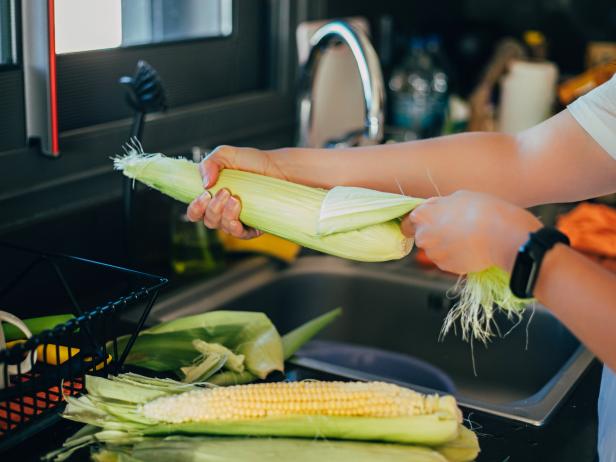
[186,145,282,239]
[401,191,541,274]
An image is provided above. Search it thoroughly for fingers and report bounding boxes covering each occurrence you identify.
[186,187,260,239]
[186,192,211,222]
[409,197,438,223]
[400,214,415,238]
[204,188,230,228]
[221,196,243,236]
[188,145,265,239]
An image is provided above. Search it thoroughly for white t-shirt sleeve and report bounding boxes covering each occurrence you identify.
[567,74,616,159]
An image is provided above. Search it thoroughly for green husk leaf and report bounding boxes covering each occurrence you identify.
[192,339,245,372]
[318,186,424,235]
[282,307,342,359]
[141,414,459,446]
[94,436,453,462]
[206,370,257,386]
[179,351,227,383]
[435,425,480,462]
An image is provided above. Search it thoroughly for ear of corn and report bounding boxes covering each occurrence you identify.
[115,154,414,262]
[63,374,461,446]
[115,311,284,380]
[114,152,531,343]
[114,309,341,385]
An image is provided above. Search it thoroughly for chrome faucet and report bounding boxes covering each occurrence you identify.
[297,20,385,148]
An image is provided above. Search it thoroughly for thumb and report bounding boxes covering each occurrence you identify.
[400,214,415,238]
[200,145,236,188]
[199,158,221,189]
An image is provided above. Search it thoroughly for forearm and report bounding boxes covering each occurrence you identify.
[266,110,616,206]
[531,245,616,371]
[271,132,529,203]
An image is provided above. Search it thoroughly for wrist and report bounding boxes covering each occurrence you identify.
[270,147,334,188]
[495,211,542,273]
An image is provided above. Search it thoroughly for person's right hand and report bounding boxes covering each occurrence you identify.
[186,145,279,239]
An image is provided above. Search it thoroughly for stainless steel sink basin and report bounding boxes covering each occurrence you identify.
[140,255,594,426]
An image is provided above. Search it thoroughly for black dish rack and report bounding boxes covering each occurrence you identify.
[0,242,167,451]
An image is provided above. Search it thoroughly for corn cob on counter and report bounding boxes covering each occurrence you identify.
[46,373,479,461]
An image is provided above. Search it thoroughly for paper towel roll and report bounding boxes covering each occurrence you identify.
[498,60,558,134]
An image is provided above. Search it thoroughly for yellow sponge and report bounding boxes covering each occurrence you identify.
[217,230,300,263]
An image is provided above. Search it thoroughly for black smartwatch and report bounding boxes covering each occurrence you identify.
[510,227,570,299]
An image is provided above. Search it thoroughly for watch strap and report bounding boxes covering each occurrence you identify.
[510,227,569,298]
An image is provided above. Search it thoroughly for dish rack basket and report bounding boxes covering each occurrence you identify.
[0,242,167,451]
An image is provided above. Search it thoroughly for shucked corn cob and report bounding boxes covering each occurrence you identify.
[140,380,460,423]
[60,374,465,447]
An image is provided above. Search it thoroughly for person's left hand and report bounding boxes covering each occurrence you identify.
[400,191,541,274]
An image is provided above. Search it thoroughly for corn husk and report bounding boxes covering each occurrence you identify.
[92,437,451,462]
[115,309,341,384]
[49,429,478,462]
[116,311,282,380]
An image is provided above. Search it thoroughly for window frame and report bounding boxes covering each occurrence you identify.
[0,0,24,153]
[0,0,17,67]
[0,0,311,234]
[56,0,266,132]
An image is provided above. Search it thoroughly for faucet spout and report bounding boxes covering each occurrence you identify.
[297,21,385,148]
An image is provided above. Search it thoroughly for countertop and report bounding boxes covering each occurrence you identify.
[0,250,603,461]
[3,360,602,462]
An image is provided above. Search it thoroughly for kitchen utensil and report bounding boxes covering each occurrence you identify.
[2,314,74,342]
[6,341,110,371]
[119,60,167,262]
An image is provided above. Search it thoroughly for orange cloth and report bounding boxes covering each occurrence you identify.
[557,202,616,258]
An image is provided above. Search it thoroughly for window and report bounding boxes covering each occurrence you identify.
[0,0,16,65]
[54,0,267,131]
[55,0,232,54]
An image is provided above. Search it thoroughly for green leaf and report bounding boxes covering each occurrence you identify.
[282,307,342,359]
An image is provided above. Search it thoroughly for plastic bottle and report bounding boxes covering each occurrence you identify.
[388,36,449,139]
[425,35,450,134]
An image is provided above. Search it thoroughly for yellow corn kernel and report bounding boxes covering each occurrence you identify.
[140,381,459,423]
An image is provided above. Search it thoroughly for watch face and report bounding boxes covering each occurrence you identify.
[510,249,535,299]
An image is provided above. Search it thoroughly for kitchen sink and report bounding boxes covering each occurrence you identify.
[137,255,594,426]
